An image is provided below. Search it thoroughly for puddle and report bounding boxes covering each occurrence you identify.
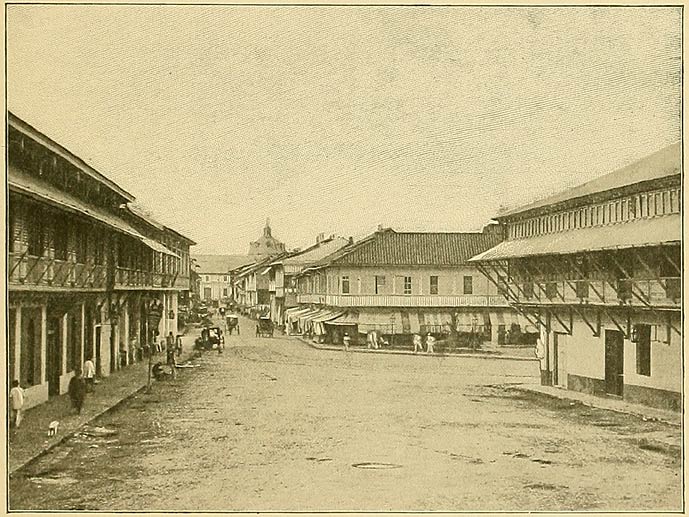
[29,474,79,486]
[352,462,402,469]
[306,457,333,462]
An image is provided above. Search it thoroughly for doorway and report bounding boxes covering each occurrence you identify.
[46,316,61,396]
[604,330,624,396]
[553,333,567,388]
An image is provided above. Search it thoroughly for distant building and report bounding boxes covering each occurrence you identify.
[292,227,516,345]
[192,254,254,303]
[8,112,195,409]
[248,219,286,258]
[471,143,681,411]
[264,234,349,326]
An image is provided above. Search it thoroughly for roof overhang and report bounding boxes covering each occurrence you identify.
[470,215,680,262]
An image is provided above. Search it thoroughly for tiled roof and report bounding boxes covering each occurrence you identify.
[498,142,681,219]
[314,230,504,267]
[192,254,255,274]
[281,237,350,266]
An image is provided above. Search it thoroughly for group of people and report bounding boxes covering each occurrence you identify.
[413,333,436,354]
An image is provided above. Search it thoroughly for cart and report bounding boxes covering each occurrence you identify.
[226,314,240,335]
[256,317,274,338]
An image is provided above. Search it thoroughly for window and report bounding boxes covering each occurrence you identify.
[204,287,211,299]
[94,233,104,265]
[222,288,228,297]
[54,220,69,261]
[463,275,473,295]
[75,226,88,264]
[205,275,209,282]
[341,275,350,294]
[223,275,228,282]
[27,210,45,257]
[523,282,534,299]
[430,276,439,295]
[545,282,558,300]
[635,324,651,376]
[403,276,412,295]
[375,275,386,294]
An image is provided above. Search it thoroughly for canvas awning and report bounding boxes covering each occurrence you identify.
[470,215,680,262]
[490,310,538,333]
[454,311,489,331]
[325,312,359,326]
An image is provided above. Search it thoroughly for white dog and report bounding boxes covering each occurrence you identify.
[48,420,59,437]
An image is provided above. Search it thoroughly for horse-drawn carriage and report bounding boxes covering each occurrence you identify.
[255,317,274,338]
[226,314,240,335]
[194,326,224,351]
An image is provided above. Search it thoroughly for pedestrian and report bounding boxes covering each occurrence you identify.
[343,332,351,351]
[166,331,175,352]
[166,342,177,379]
[175,335,183,356]
[68,370,87,415]
[83,357,96,393]
[9,380,24,431]
[413,333,423,353]
[426,333,436,354]
[535,337,548,385]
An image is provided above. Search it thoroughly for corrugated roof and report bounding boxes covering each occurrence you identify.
[9,165,178,257]
[192,254,255,274]
[470,214,680,261]
[498,143,681,219]
[314,230,504,267]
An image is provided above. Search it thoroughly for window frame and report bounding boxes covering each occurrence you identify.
[463,275,473,295]
[429,275,439,295]
[403,276,412,295]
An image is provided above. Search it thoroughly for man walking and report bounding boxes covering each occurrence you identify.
[68,370,87,415]
[413,333,423,353]
[9,380,24,431]
[343,332,351,351]
[426,333,436,354]
[167,342,177,379]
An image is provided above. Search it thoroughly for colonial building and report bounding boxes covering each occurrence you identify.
[248,219,285,258]
[192,254,254,303]
[265,235,349,326]
[291,227,516,345]
[7,112,195,409]
[470,143,681,411]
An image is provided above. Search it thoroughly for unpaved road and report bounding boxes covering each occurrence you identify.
[10,318,682,511]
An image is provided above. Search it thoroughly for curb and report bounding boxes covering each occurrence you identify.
[296,337,537,362]
[506,385,681,428]
[9,350,195,476]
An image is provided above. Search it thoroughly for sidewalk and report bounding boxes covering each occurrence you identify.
[509,383,682,427]
[297,336,537,361]
[8,333,199,475]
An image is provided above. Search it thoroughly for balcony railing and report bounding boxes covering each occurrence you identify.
[296,293,509,307]
[114,267,179,289]
[8,252,107,289]
[506,278,680,308]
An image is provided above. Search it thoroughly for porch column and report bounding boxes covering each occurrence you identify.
[61,313,68,374]
[40,304,47,384]
[171,292,179,335]
[14,305,22,382]
[79,302,85,368]
[122,304,130,366]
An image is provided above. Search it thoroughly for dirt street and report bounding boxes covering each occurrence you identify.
[9,318,682,511]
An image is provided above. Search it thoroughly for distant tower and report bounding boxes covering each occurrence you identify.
[248,218,285,258]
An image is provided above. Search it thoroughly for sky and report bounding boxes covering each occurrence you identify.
[7,5,681,254]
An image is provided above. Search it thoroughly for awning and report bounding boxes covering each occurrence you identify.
[10,165,179,258]
[285,306,311,318]
[312,310,345,323]
[325,312,359,326]
[490,310,538,333]
[454,311,485,331]
[470,215,680,262]
[357,311,412,334]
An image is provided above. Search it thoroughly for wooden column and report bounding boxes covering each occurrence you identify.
[14,305,22,382]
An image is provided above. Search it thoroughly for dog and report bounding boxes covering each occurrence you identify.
[48,420,59,437]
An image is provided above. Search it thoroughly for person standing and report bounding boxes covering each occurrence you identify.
[535,337,548,385]
[167,342,177,379]
[343,333,351,351]
[68,370,87,415]
[83,358,96,393]
[166,331,175,354]
[9,380,24,431]
[413,333,423,353]
[426,333,436,354]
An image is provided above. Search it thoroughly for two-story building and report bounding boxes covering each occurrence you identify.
[265,235,349,326]
[470,143,681,411]
[8,112,195,409]
[192,254,254,304]
[292,227,517,345]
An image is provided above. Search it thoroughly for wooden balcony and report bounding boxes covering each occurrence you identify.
[296,293,509,308]
[114,267,181,289]
[8,252,107,290]
[506,278,680,309]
